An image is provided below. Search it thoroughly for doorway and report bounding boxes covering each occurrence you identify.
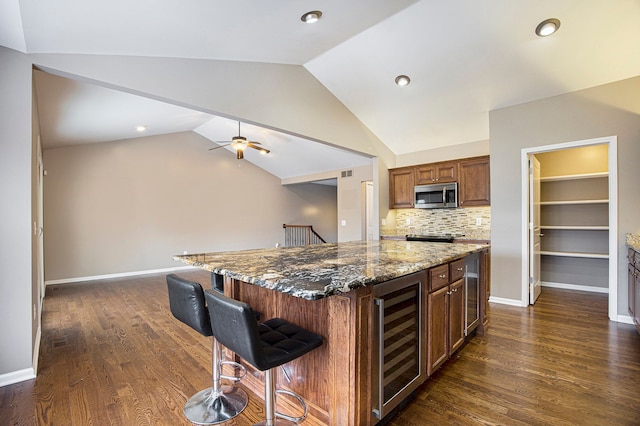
[521,136,618,320]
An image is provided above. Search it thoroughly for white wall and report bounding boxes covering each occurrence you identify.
[43,131,338,281]
[489,75,640,313]
[0,47,34,381]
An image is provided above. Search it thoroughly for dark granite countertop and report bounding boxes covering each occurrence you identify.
[174,240,488,300]
[627,233,640,252]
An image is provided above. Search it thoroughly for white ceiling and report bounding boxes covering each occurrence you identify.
[5,1,640,176]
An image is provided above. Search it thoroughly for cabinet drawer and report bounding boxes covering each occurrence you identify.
[450,259,465,282]
[429,264,449,292]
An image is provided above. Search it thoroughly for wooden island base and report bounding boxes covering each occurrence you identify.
[223,276,374,425]
[220,249,488,425]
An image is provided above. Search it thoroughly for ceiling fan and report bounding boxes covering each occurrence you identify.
[208,121,271,160]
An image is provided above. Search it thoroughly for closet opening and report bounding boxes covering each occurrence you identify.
[521,136,618,320]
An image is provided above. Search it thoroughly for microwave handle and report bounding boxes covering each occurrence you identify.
[443,186,446,202]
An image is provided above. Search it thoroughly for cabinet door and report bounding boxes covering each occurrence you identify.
[427,286,448,376]
[389,167,415,209]
[480,249,490,331]
[635,272,640,333]
[449,279,465,353]
[415,165,436,185]
[416,162,458,184]
[628,263,636,317]
[435,161,457,183]
[459,156,490,207]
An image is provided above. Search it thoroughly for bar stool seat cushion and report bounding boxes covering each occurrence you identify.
[257,318,323,370]
[205,290,323,372]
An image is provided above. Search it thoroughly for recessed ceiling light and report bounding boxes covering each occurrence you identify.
[395,75,411,87]
[136,125,147,132]
[301,11,322,23]
[535,18,561,37]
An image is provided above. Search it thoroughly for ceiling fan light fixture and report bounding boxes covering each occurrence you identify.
[395,75,411,87]
[301,11,322,23]
[535,18,560,37]
[231,138,247,151]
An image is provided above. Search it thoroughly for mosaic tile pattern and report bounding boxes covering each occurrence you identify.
[382,206,491,240]
[174,240,488,301]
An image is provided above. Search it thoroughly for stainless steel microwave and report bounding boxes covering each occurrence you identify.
[414,182,458,208]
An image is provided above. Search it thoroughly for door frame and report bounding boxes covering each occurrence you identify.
[528,155,541,304]
[520,136,618,320]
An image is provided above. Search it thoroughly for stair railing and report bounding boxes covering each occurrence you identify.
[283,224,327,247]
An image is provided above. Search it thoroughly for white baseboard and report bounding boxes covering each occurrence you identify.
[541,281,609,294]
[45,265,196,286]
[0,367,36,388]
[489,296,526,307]
[616,314,634,325]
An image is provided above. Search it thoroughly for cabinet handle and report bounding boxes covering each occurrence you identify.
[439,274,446,279]
[447,291,452,295]
[456,267,463,272]
[452,288,458,293]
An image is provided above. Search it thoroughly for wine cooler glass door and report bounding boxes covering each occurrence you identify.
[372,271,425,419]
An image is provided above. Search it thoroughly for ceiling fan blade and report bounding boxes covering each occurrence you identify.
[247,142,270,154]
[208,143,230,151]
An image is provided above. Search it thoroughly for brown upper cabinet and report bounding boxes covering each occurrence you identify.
[458,156,490,207]
[415,161,457,185]
[389,155,490,209]
[389,167,415,208]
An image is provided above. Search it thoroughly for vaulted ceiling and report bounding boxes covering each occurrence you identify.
[3,0,639,178]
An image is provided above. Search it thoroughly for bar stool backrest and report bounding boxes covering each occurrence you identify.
[204,289,268,370]
[166,274,212,337]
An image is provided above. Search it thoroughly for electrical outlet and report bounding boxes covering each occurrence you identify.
[341,220,347,227]
[381,218,386,226]
[476,218,482,226]
[406,218,411,225]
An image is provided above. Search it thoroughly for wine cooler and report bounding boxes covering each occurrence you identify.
[372,271,426,420]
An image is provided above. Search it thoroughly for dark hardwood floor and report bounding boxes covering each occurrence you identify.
[1,270,639,425]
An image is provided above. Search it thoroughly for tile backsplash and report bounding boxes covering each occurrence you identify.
[382,206,491,239]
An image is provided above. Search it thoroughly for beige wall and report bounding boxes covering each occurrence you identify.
[490,75,640,313]
[0,47,34,377]
[395,139,490,167]
[536,144,608,177]
[43,131,338,281]
[1,48,384,380]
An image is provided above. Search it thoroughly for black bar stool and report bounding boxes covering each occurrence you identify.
[166,274,249,425]
[204,289,323,426]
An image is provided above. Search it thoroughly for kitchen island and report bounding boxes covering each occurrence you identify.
[174,240,489,425]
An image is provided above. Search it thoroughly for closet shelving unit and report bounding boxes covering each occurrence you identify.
[539,171,609,260]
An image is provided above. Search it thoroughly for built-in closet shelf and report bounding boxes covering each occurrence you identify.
[540,251,609,259]
[540,171,608,182]
[541,225,609,231]
[540,199,608,206]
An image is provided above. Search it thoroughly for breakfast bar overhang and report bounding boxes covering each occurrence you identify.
[174,240,490,425]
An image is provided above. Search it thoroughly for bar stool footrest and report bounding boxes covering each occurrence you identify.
[274,389,307,423]
[219,360,247,382]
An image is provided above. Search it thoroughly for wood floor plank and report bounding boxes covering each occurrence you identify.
[1,272,639,425]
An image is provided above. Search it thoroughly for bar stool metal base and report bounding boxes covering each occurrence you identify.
[184,385,248,425]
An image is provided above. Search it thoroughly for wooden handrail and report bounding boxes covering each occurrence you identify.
[283,224,327,247]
